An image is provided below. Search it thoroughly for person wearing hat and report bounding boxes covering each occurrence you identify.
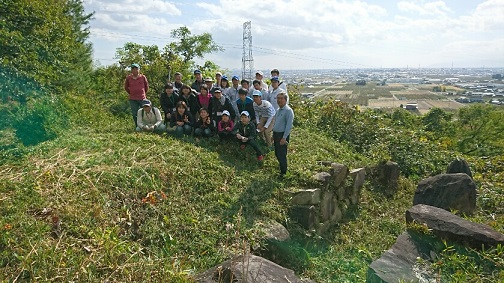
[255,71,268,91]
[124,63,149,127]
[217,110,234,140]
[220,75,230,93]
[225,75,241,117]
[191,69,204,92]
[232,111,264,161]
[173,72,184,91]
[136,99,165,133]
[252,90,276,148]
[204,77,219,95]
[268,68,287,94]
[209,88,235,123]
[267,76,286,110]
[160,83,179,124]
[273,92,294,176]
[236,88,256,122]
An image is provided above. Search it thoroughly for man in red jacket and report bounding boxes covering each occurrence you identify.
[124,63,149,127]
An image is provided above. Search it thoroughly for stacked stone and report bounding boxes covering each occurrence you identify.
[288,163,366,235]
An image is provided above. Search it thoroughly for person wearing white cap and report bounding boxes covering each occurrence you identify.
[232,111,264,161]
[217,110,235,140]
[136,99,165,133]
[252,90,276,148]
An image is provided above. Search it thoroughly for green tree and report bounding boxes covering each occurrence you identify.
[169,26,223,64]
[0,0,93,94]
[422,107,454,135]
[456,104,504,156]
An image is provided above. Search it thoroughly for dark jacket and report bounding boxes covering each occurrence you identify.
[170,110,193,127]
[191,80,204,92]
[194,116,216,133]
[209,96,235,122]
[178,93,199,118]
[236,96,256,121]
[160,91,179,120]
[232,121,257,140]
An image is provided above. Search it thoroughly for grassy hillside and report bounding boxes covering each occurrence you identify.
[1,95,503,282]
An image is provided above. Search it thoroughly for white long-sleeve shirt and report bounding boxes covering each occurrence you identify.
[137,107,163,128]
[253,100,276,128]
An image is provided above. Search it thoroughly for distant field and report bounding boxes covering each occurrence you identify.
[307,81,468,111]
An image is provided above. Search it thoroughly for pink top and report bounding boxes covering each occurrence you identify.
[124,74,149,100]
[218,120,234,132]
[197,93,212,109]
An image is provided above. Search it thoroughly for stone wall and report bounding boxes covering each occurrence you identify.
[288,163,366,235]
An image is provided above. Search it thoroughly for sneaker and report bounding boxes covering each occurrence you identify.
[240,144,246,150]
[257,155,264,161]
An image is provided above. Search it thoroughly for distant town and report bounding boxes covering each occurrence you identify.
[258,68,504,114]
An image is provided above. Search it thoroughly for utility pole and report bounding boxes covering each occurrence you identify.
[242,21,253,81]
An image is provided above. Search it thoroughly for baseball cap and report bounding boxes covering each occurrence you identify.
[214,88,222,93]
[194,69,201,74]
[216,72,222,76]
[142,99,152,107]
[131,63,140,68]
[232,75,239,81]
[240,111,250,117]
[204,77,213,82]
[222,110,230,116]
[271,76,279,82]
[255,71,263,76]
[252,90,262,97]
[221,75,228,81]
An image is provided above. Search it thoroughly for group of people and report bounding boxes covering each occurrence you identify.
[124,64,294,176]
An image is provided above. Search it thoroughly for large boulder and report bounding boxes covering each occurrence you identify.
[413,173,477,215]
[330,163,349,187]
[406,204,504,249]
[291,189,322,205]
[195,254,315,283]
[446,158,472,178]
[367,231,437,283]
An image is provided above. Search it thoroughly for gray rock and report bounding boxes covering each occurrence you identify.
[376,161,400,197]
[320,191,335,222]
[313,172,332,189]
[413,173,477,215]
[255,219,290,242]
[367,231,436,283]
[195,254,315,283]
[350,168,366,191]
[406,204,504,249]
[330,163,349,187]
[446,158,472,179]
[330,202,343,223]
[291,189,322,205]
[289,205,317,230]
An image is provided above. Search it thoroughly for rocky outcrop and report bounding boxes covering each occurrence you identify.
[195,254,315,283]
[413,173,477,215]
[367,231,437,283]
[368,205,504,282]
[406,204,504,248]
[288,163,366,235]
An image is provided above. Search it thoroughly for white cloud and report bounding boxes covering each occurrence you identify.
[397,1,452,16]
[86,0,181,15]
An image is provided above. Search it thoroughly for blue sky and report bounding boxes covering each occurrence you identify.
[83,0,504,70]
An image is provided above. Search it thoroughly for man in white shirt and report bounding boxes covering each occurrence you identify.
[136,99,166,133]
[252,90,276,148]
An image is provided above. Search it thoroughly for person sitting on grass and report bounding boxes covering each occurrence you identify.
[136,99,166,133]
[217,110,234,141]
[169,101,193,137]
[232,111,264,161]
[194,107,215,140]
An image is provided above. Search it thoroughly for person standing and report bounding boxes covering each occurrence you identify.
[272,91,294,176]
[268,68,288,94]
[252,90,276,148]
[160,83,179,124]
[173,72,184,91]
[191,69,204,92]
[124,63,149,127]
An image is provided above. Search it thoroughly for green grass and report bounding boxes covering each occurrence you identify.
[1,97,503,282]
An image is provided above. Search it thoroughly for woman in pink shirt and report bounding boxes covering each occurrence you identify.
[124,63,149,127]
